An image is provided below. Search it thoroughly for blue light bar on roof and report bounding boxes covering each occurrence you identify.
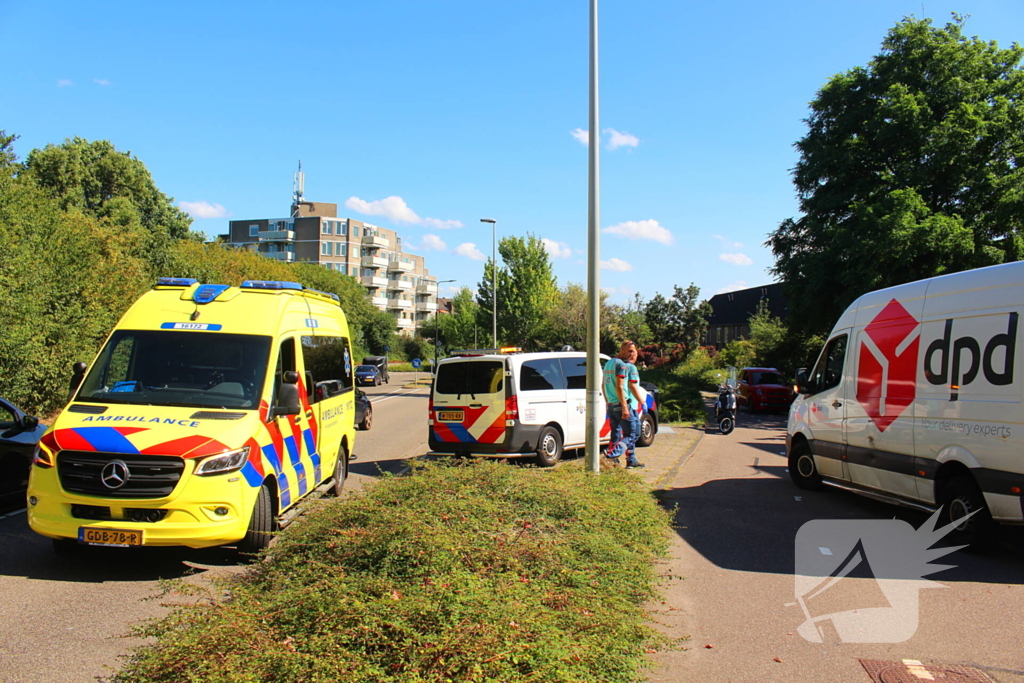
[193,284,231,304]
[306,287,341,302]
[240,280,303,291]
[156,277,199,287]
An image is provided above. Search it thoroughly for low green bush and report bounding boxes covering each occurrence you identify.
[115,461,674,683]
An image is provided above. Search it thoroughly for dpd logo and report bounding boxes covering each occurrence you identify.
[856,299,919,432]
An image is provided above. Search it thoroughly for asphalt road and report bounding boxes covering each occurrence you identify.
[0,374,431,683]
[647,409,1024,683]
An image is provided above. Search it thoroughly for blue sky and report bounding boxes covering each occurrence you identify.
[3,0,1023,305]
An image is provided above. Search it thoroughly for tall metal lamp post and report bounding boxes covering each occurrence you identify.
[433,279,456,366]
[480,218,497,347]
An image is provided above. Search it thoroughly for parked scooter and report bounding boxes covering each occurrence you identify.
[714,367,738,435]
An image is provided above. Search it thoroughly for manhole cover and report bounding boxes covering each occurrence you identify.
[860,659,993,683]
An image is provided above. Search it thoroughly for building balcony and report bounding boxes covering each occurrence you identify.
[415,301,435,312]
[361,275,389,289]
[396,318,414,329]
[416,281,438,295]
[361,234,390,249]
[387,279,413,291]
[361,255,389,269]
[387,298,413,310]
[370,296,388,308]
[258,230,295,242]
[388,260,413,273]
[263,252,295,262]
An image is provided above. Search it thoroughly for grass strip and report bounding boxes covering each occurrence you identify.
[115,460,673,683]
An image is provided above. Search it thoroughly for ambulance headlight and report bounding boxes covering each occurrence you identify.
[195,447,250,476]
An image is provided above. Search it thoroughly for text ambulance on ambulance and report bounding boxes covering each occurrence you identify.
[27,278,356,554]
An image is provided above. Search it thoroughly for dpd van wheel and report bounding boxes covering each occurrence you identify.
[238,485,276,556]
[359,405,373,430]
[637,413,656,447]
[788,441,823,491]
[534,427,563,468]
[719,416,734,435]
[330,444,349,496]
[941,475,994,550]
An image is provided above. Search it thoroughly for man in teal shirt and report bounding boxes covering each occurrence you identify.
[602,340,645,469]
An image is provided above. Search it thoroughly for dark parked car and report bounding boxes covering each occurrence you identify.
[362,356,389,384]
[0,397,47,509]
[355,365,382,386]
[355,389,372,430]
[737,367,796,413]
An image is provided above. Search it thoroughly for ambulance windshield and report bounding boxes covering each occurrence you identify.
[77,330,272,409]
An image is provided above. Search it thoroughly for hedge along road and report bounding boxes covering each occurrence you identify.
[0,374,432,683]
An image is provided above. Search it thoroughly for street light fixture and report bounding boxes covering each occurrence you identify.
[480,218,497,347]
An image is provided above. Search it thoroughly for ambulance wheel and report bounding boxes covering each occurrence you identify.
[534,427,563,468]
[941,475,994,550]
[359,405,373,430]
[330,444,349,496]
[788,441,823,491]
[238,484,275,556]
[637,413,656,447]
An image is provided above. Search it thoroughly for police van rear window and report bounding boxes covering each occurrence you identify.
[436,361,504,395]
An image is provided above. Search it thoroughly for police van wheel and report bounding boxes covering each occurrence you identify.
[238,485,275,556]
[535,427,563,468]
[788,441,823,491]
[330,444,349,496]
[941,475,994,550]
[637,413,656,447]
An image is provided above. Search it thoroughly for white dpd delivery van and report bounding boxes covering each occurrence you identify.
[788,261,1024,547]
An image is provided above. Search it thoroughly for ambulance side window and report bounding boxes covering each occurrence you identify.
[301,335,354,403]
[272,338,297,409]
[810,334,847,393]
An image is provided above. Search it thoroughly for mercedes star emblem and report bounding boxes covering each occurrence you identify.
[101,460,130,489]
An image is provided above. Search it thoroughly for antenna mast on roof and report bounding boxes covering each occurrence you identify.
[291,161,305,217]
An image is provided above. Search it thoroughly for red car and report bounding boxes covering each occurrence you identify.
[737,367,796,413]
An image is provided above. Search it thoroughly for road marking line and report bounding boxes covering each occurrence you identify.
[0,508,26,520]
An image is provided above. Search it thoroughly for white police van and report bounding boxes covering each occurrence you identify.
[788,261,1024,546]
[429,348,659,466]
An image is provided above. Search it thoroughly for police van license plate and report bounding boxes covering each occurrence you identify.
[438,410,464,422]
[79,527,143,547]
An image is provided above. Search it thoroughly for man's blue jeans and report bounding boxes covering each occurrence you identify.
[606,404,640,465]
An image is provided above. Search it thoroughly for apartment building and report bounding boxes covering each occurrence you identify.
[223,199,438,336]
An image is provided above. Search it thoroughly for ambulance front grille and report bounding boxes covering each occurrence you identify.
[57,452,186,499]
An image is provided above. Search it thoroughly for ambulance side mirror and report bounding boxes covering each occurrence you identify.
[68,361,87,402]
[271,370,301,417]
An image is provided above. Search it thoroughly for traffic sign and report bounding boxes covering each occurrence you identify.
[411,358,422,369]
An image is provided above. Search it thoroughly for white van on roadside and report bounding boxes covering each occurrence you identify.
[787,261,1024,546]
[428,348,661,467]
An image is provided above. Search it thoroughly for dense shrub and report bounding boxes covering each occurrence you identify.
[114,462,673,683]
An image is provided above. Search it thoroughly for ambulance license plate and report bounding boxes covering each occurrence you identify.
[79,527,143,547]
[438,410,464,422]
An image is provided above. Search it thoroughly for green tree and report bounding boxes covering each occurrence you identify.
[768,16,1024,334]
[476,234,557,348]
[362,308,398,356]
[643,284,712,357]
[604,293,652,350]
[747,300,788,369]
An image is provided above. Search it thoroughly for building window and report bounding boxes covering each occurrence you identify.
[321,243,331,256]
[353,225,359,237]
[249,224,259,237]
[337,243,347,257]
[322,221,332,235]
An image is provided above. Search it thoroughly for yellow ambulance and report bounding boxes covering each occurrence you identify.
[27,278,356,553]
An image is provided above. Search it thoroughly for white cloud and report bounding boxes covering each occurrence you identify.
[57,79,73,87]
[420,234,447,251]
[570,128,589,145]
[719,253,753,266]
[179,200,230,219]
[713,234,743,249]
[455,242,486,261]
[600,257,633,272]
[94,78,111,86]
[716,280,749,294]
[605,128,639,150]
[602,285,635,297]
[603,219,673,245]
[540,238,572,259]
[345,195,462,229]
